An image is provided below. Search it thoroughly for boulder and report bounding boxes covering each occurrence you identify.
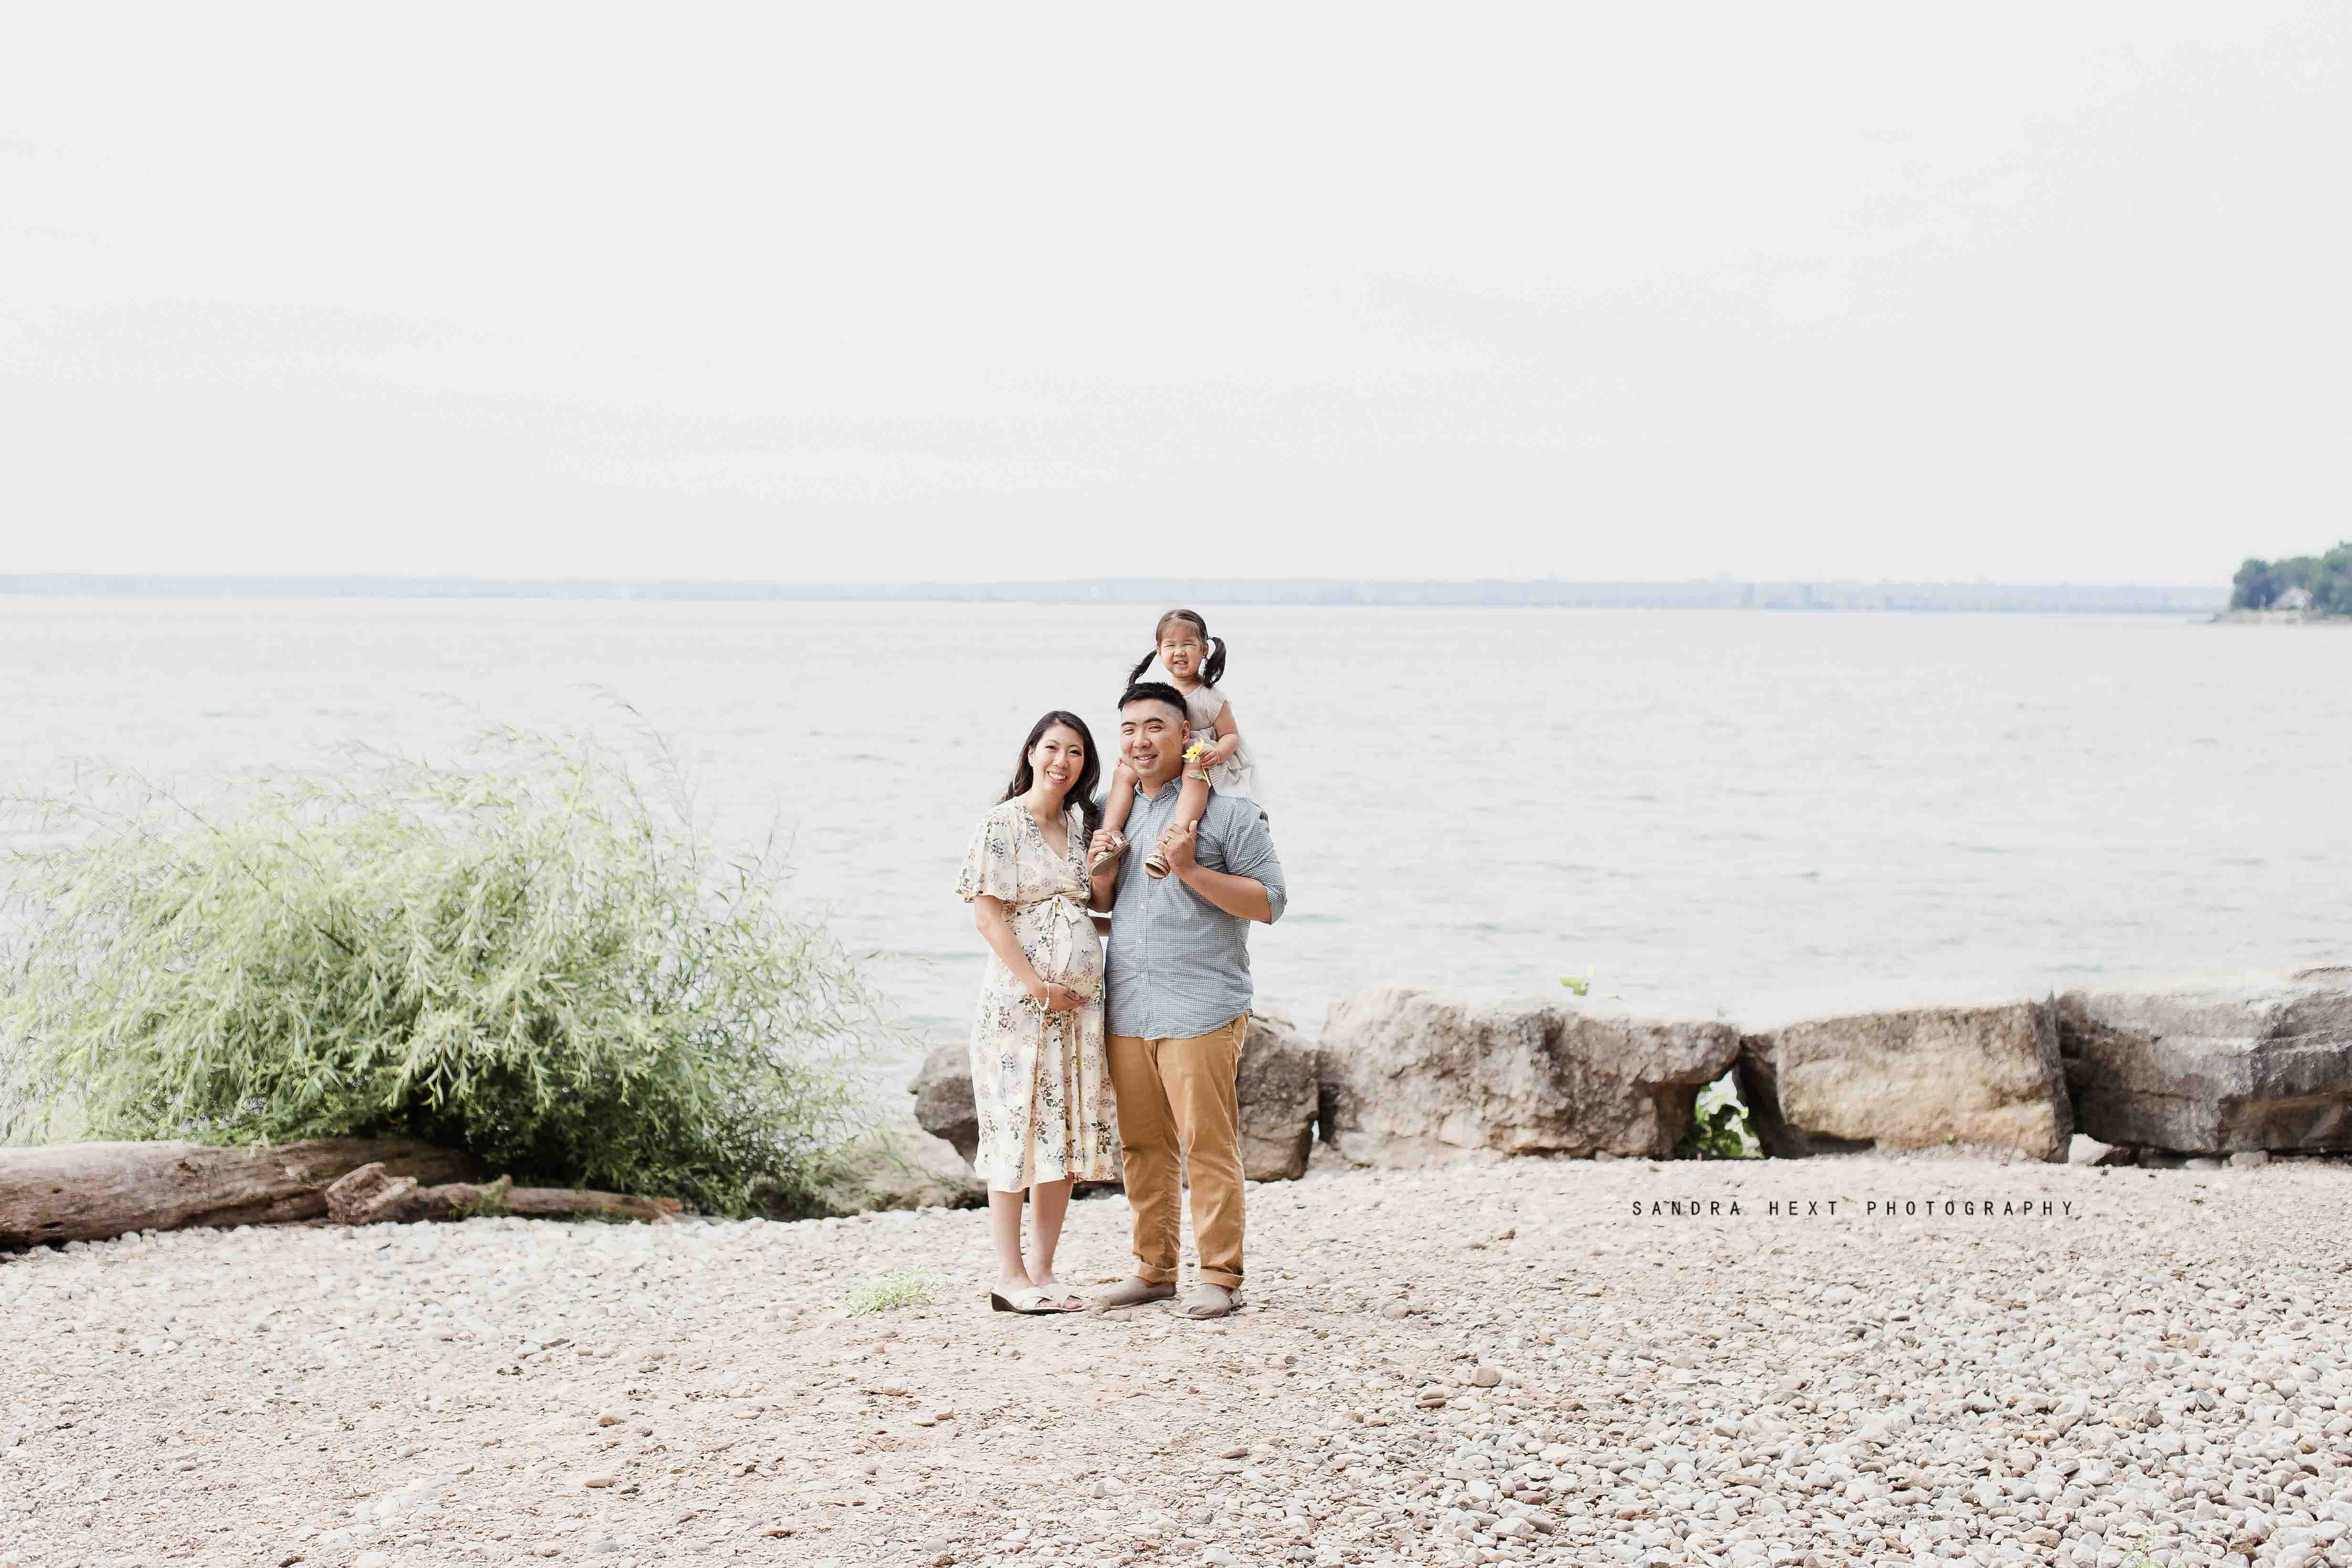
[1736,1002,2071,1161]
[910,1042,979,1168]
[903,1013,1318,1185]
[809,1112,986,1215]
[2056,967,2352,1155]
[1235,1013,1319,1182]
[1316,987,1740,1165]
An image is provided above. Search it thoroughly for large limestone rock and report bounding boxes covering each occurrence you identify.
[910,1042,980,1168]
[1316,987,1739,1165]
[904,1013,1321,1185]
[809,1112,986,1215]
[1234,1013,1319,1182]
[1736,1002,2072,1161]
[2056,967,2352,1155]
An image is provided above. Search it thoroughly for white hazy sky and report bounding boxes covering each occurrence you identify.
[2,4,2345,584]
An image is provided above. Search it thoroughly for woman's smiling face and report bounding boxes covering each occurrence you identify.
[1029,725,1087,793]
[1158,624,1206,680]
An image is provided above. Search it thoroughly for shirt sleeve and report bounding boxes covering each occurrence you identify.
[1216,800,1287,922]
[955,807,1021,904]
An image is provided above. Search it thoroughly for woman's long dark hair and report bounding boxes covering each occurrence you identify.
[1124,607,1228,689]
[999,710,1103,836]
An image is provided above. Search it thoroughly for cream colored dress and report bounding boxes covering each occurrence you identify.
[954,800,1119,1192]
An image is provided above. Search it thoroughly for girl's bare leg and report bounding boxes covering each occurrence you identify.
[1144,769,1214,877]
[1092,763,1138,871]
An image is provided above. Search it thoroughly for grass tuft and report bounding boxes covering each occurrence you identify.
[844,1272,938,1315]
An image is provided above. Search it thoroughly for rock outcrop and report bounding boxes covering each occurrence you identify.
[1735,1002,2072,1162]
[1233,1014,1320,1182]
[905,1013,1322,1185]
[910,1042,982,1169]
[810,1112,987,1214]
[1316,988,1740,1165]
[2056,966,2352,1155]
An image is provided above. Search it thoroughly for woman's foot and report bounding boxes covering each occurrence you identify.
[990,1275,1077,1314]
[1029,1271,1082,1311]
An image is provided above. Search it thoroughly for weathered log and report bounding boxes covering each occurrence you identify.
[324,1163,675,1227]
[0,1138,478,1248]
[504,1186,680,1222]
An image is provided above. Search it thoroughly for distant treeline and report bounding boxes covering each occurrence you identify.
[2232,543,2352,614]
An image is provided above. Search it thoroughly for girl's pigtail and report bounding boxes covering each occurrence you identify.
[1126,648,1158,685]
[1203,635,1228,688]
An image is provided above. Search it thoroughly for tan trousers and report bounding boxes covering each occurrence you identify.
[1107,1013,1248,1291]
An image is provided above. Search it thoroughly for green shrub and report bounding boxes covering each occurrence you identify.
[1677,1069,1763,1159]
[0,725,896,1217]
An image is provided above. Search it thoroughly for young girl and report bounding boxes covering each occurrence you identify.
[1092,608,1261,879]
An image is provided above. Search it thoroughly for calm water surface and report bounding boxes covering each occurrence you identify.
[5,600,2346,1086]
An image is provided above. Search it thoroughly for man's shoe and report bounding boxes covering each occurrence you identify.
[1175,1284,1240,1319]
[1089,1277,1176,1313]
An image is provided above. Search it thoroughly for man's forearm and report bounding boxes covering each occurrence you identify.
[1178,863,1273,923]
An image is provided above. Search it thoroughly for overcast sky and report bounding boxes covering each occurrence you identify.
[3,4,2344,585]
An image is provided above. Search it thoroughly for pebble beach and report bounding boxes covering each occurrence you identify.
[4,1152,2349,1568]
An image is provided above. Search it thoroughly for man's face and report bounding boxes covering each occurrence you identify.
[1119,699,1188,780]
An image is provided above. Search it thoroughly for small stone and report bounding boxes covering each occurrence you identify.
[2229,1151,2270,1168]
[1220,1445,1250,1460]
[1470,1367,1502,1388]
[1381,1301,1413,1320]
[583,1473,617,1488]
[595,1412,623,1427]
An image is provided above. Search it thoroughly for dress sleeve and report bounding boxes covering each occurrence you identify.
[955,807,1022,903]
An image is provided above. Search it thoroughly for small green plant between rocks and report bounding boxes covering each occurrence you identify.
[1677,1070,1763,1159]
[845,1272,939,1315]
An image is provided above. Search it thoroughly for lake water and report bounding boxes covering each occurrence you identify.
[4,599,2347,1088]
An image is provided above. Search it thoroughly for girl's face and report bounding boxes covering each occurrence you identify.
[1158,623,1207,680]
[1028,725,1087,795]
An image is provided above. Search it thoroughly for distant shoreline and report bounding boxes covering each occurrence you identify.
[0,573,2230,614]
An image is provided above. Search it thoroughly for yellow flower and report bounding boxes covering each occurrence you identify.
[1184,741,1207,763]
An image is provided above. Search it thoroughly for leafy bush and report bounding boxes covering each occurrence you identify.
[0,726,896,1218]
[1677,1070,1763,1159]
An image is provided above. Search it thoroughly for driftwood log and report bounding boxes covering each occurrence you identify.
[0,1138,478,1249]
[325,1163,681,1226]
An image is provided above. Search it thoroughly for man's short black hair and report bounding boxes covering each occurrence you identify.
[1118,681,1190,725]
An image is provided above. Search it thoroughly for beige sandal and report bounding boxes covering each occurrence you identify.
[990,1287,1077,1315]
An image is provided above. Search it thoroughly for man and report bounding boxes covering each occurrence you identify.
[1086,680,1287,1321]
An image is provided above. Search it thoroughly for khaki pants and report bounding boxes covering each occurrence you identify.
[1107,1013,1248,1292]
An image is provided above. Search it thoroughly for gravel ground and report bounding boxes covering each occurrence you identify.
[3,1151,2349,1568]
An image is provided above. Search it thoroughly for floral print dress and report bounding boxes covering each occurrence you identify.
[954,800,1119,1192]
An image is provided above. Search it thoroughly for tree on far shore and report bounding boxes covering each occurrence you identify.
[2231,542,2352,614]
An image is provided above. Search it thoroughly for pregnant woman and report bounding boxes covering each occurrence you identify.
[955,710,1121,1314]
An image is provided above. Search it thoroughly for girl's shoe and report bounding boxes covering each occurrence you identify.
[1143,851,1171,879]
[1088,833,1128,875]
